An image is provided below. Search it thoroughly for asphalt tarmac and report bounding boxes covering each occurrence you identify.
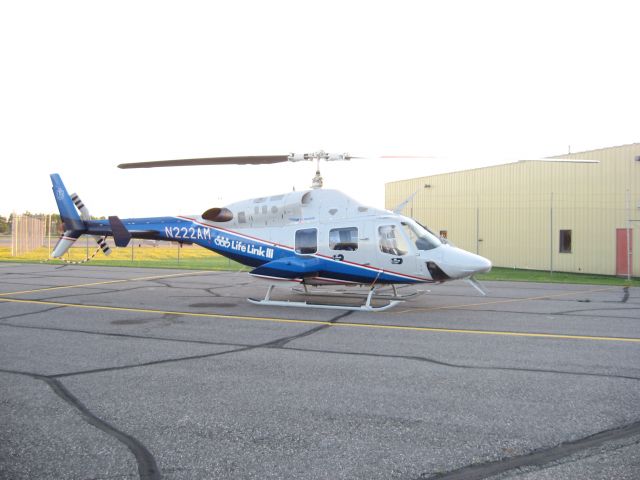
[0,263,639,480]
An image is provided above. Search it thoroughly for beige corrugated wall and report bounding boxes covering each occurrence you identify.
[385,143,640,276]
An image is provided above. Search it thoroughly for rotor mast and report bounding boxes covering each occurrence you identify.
[287,150,350,189]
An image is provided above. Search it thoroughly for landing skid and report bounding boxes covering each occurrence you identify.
[291,284,427,301]
[248,284,401,312]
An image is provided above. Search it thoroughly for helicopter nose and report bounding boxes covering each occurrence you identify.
[438,247,492,279]
[471,253,492,274]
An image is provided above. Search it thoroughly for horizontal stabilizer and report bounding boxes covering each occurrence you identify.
[250,257,322,279]
[108,216,132,247]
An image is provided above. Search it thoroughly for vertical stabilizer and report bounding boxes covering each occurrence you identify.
[50,174,84,231]
[50,174,86,258]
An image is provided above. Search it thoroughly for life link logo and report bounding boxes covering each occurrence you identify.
[214,235,274,259]
[214,236,232,248]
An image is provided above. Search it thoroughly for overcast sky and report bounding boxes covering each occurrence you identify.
[1,1,638,218]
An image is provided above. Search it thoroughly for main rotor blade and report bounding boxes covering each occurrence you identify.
[118,155,289,169]
[348,155,434,159]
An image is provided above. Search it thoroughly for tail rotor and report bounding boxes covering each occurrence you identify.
[50,174,112,261]
[70,193,112,256]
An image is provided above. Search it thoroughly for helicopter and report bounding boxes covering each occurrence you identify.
[50,151,492,311]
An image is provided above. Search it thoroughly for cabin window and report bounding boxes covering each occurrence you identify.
[378,225,408,256]
[295,228,317,254]
[559,230,572,253]
[330,227,358,251]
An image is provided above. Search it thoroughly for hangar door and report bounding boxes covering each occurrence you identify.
[616,229,633,276]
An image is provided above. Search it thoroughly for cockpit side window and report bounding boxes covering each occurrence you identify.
[401,220,441,251]
[378,225,408,256]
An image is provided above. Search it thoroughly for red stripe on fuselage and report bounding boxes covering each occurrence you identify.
[176,216,429,283]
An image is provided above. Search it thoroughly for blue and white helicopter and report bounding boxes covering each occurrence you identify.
[50,151,491,311]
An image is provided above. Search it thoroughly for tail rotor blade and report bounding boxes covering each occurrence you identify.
[96,237,112,256]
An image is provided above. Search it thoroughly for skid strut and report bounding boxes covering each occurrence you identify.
[248,284,401,312]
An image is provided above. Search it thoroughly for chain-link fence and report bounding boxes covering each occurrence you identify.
[10,214,58,256]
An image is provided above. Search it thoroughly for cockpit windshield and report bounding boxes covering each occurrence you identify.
[400,218,442,251]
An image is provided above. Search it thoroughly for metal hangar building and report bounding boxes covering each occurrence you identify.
[385,143,640,277]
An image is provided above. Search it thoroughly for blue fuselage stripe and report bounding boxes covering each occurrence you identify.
[86,217,424,284]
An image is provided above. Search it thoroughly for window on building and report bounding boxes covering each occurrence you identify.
[378,225,409,256]
[295,228,317,254]
[329,227,358,251]
[439,230,448,239]
[559,230,572,253]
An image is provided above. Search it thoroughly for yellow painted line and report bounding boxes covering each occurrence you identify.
[0,296,323,326]
[1,296,639,344]
[0,271,211,297]
[392,286,617,314]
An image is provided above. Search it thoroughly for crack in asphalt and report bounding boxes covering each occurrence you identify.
[416,420,640,480]
[622,286,630,303]
[0,305,65,323]
[425,306,640,320]
[0,368,160,480]
[1,317,638,382]
[0,311,353,479]
[49,311,354,379]
[39,285,156,301]
[280,345,640,382]
[553,307,640,316]
[0,322,248,348]
[1,271,638,479]
[263,310,353,348]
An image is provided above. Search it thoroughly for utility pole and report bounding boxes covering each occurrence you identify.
[47,214,52,255]
[476,194,480,255]
[626,189,631,280]
[550,192,554,275]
